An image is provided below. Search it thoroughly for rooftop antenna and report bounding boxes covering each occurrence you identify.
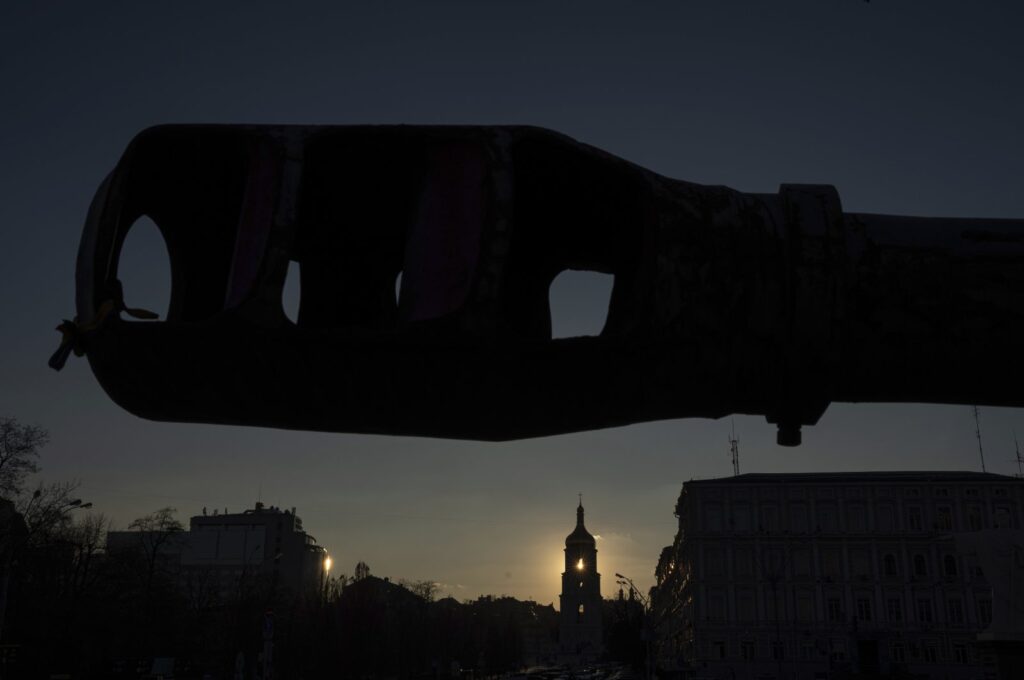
[729,419,740,477]
[973,406,987,473]
[1013,432,1023,478]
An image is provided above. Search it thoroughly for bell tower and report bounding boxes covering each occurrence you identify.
[559,496,602,660]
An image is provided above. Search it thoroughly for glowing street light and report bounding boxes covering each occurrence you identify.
[324,555,332,572]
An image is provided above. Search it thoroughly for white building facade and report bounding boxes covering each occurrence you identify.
[652,471,1024,680]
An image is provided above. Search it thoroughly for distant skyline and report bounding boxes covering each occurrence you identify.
[2,1,1023,606]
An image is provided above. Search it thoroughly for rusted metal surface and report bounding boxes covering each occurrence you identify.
[62,125,1024,444]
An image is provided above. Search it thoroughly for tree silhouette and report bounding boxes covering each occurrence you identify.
[399,578,438,602]
[0,417,47,497]
[18,480,93,545]
[125,506,185,594]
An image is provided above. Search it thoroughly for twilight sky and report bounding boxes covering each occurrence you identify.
[2,1,1023,606]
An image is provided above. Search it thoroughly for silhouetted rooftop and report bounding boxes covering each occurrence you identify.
[565,501,596,545]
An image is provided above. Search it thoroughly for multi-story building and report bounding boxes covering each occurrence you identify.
[183,502,327,600]
[107,502,329,602]
[652,471,1024,680]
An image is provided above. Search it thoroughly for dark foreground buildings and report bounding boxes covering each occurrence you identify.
[652,471,1024,680]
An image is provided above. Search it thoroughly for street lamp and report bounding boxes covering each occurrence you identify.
[614,573,649,606]
[615,573,652,680]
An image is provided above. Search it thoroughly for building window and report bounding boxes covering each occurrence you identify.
[822,549,842,579]
[762,547,784,577]
[793,549,812,577]
[856,597,873,622]
[978,599,992,626]
[712,640,726,659]
[705,547,724,576]
[994,506,1011,528]
[740,640,755,660]
[851,550,871,579]
[892,643,906,663]
[943,554,958,577]
[827,597,843,622]
[708,592,726,622]
[917,599,933,623]
[737,593,755,621]
[829,638,847,662]
[771,641,784,661]
[765,592,780,621]
[968,507,982,531]
[886,597,903,623]
[790,504,809,533]
[913,554,927,577]
[947,598,965,625]
[908,507,923,531]
[883,554,898,576]
[760,505,778,533]
[734,548,753,576]
[797,593,814,622]
[995,487,1008,497]
[952,644,968,664]
[936,506,953,531]
[923,643,938,663]
[966,488,979,497]
[905,487,921,497]
[847,504,866,532]
[877,504,895,532]
[818,503,837,532]
[935,487,949,497]
[704,503,723,532]
[733,503,751,532]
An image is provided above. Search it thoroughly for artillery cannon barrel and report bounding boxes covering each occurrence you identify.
[59,125,1024,445]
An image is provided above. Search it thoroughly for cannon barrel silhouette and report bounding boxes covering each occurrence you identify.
[63,125,1024,445]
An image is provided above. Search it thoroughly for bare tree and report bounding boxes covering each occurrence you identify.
[325,573,348,602]
[126,507,185,593]
[0,417,47,497]
[18,480,91,545]
[127,506,184,534]
[64,512,109,597]
[399,579,438,602]
[182,565,221,615]
[0,498,28,640]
